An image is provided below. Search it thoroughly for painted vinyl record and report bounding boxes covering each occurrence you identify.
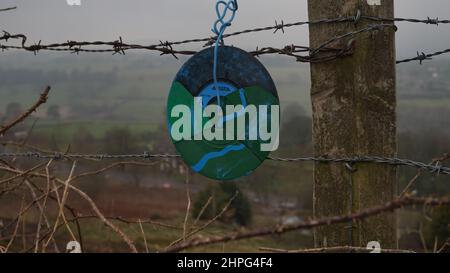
[167,46,279,180]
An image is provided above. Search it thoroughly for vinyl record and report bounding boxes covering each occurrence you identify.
[167,46,279,180]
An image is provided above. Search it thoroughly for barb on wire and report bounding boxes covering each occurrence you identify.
[273,20,285,34]
[397,49,450,64]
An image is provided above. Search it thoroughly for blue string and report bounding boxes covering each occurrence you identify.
[211,0,238,107]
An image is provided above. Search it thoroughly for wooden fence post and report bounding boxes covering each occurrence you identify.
[307,0,397,248]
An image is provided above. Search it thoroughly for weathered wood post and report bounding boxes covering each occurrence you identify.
[307,0,397,248]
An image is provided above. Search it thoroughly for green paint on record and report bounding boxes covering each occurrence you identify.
[167,81,279,180]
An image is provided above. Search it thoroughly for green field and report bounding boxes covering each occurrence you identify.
[32,120,157,140]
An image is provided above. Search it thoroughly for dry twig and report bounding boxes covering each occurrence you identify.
[0,86,50,136]
[165,191,239,251]
[138,219,149,253]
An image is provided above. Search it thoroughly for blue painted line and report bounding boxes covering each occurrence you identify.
[192,144,245,172]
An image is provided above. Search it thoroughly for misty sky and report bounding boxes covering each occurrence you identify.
[1,0,450,58]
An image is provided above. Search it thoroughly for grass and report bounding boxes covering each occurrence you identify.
[31,120,158,140]
[51,216,313,253]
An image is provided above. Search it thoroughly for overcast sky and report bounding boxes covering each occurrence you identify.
[1,0,450,58]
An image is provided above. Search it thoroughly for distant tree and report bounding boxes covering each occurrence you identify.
[102,127,143,187]
[72,126,96,152]
[103,127,138,154]
[222,182,252,226]
[192,182,252,227]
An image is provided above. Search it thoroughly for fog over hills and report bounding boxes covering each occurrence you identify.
[1,0,450,57]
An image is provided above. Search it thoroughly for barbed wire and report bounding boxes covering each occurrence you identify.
[0,7,16,12]
[0,31,355,63]
[361,15,450,25]
[0,151,449,176]
[141,12,450,48]
[309,23,395,56]
[396,49,450,64]
[2,11,450,64]
[1,29,448,65]
[215,14,450,43]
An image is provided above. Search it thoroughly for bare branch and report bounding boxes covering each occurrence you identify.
[400,153,450,197]
[0,163,138,253]
[192,195,214,227]
[43,161,78,250]
[438,239,450,253]
[182,169,191,242]
[163,196,450,252]
[165,191,239,251]
[0,86,50,136]
[138,219,149,253]
[4,197,24,253]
